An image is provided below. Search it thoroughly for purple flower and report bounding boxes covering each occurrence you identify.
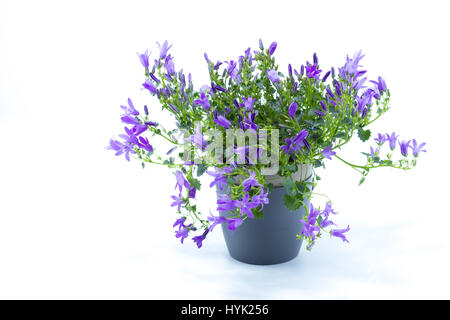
[204,52,211,64]
[320,101,327,112]
[137,49,150,68]
[292,129,309,150]
[268,41,277,55]
[410,139,426,157]
[281,138,293,154]
[211,82,227,93]
[227,217,243,232]
[171,194,183,211]
[175,170,190,193]
[288,101,297,118]
[142,79,157,94]
[207,213,227,232]
[370,76,387,93]
[157,40,172,59]
[137,136,153,153]
[333,79,342,96]
[164,55,175,75]
[145,121,158,127]
[341,50,365,77]
[267,69,280,83]
[241,111,258,131]
[149,72,160,83]
[121,98,139,116]
[305,62,322,80]
[217,194,240,212]
[313,52,318,64]
[240,194,258,218]
[281,129,309,154]
[326,87,335,99]
[242,171,260,192]
[168,103,178,113]
[251,188,269,209]
[192,230,209,248]
[322,70,331,82]
[299,204,321,242]
[173,217,185,229]
[320,203,337,228]
[185,125,208,151]
[233,98,240,109]
[242,96,255,111]
[226,60,240,81]
[108,126,146,161]
[175,226,190,244]
[331,225,350,243]
[107,139,135,161]
[315,110,325,117]
[398,140,411,156]
[207,167,232,190]
[322,146,336,160]
[369,146,380,157]
[188,187,196,199]
[385,132,399,150]
[120,115,140,126]
[374,133,387,145]
[214,115,231,129]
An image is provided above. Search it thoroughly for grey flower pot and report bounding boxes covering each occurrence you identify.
[217,177,311,265]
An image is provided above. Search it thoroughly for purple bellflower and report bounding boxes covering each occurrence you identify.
[242,171,261,192]
[194,92,211,110]
[142,79,157,94]
[331,225,350,243]
[267,69,280,83]
[410,139,426,157]
[268,41,277,55]
[288,102,297,118]
[322,146,336,160]
[242,96,255,111]
[398,140,411,156]
[121,98,139,116]
[385,132,399,150]
[214,115,231,129]
[137,49,150,68]
[171,194,183,211]
[227,217,243,232]
[185,125,208,151]
[157,40,172,59]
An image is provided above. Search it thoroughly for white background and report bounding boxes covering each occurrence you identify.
[1,0,449,299]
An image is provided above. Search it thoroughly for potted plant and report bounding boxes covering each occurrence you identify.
[107,40,426,265]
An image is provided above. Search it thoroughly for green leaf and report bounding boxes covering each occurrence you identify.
[196,164,208,177]
[359,177,366,185]
[343,117,353,126]
[295,181,308,195]
[357,127,371,142]
[283,193,302,211]
[335,132,346,139]
[317,215,323,225]
[283,178,294,194]
[313,159,322,168]
[188,177,201,190]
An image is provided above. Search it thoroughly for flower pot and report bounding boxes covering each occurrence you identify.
[217,166,312,265]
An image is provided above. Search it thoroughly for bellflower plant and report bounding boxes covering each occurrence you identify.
[107,40,425,251]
